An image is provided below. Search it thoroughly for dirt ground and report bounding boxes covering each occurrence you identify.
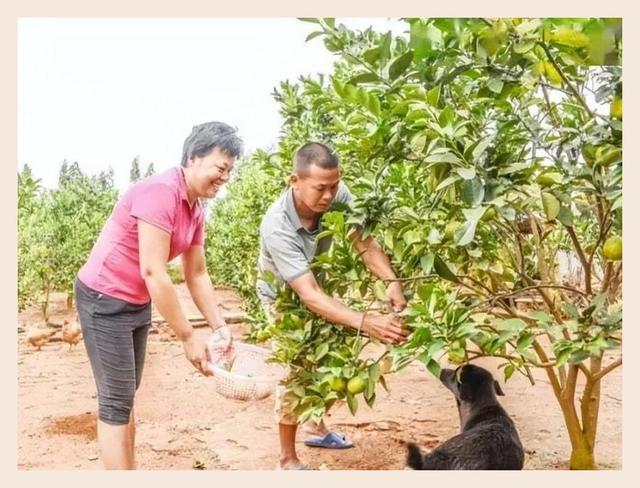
[17,285,622,470]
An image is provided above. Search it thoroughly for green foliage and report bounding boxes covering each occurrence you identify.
[18,162,118,317]
[204,151,287,321]
[207,19,622,462]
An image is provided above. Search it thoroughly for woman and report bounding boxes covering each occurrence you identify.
[75,121,243,469]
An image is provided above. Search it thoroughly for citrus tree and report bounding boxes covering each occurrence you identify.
[18,163,118,317]
[18,164,53,315]
[257,17,621,470]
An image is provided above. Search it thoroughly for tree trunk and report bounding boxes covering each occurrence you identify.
[569,435,595,470]
[553,361,600,470]
[41,283,50,321]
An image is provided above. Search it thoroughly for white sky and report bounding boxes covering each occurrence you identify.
[18,18,406,191]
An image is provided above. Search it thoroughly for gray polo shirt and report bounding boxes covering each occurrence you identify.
[256,182,354,305]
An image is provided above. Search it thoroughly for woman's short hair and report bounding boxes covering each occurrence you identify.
[181,121,244,166]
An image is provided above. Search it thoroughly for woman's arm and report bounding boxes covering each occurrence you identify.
[138,220,211,375]
[181,244,227,329]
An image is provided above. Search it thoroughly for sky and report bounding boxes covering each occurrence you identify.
[18,18,406,191]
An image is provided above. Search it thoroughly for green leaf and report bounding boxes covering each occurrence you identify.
[427,228,442,244]
[426,359,441,377]
[356,87,370,107]
[388,51,414,80]
[367,95,381,117]
[471,136,492,162]
[420,254,435,274]
[315,342,329,362]
[541,192,560,221]
[488,78,504,94]
[384,230,394,250]
[504,364,515,381]
[379,31,392,65]
[513,39,536,53]
[363,46,381,64]
[461,178,485,206]
[434,255,458,283]
[558,204,574,226]
[435,175,459,192]
[305,31,324,42]
[555,349,571,367]
[346,392,359,415]
[426,152,460,165]
[322,17,336,29]
[454,219,478,246]
[427,340,445,356]
[379,375,390,393]
[331,77,345,97]
[417,283,434,302]
[369,362,381,383]
[410,133,427,153]
[349,72,381,85]
[403,229,422,245]
[298,18,319,24]
[427,84,441,107]
[499,318,527,332]
[455,167,476,180]
[373,280,388,302]
[516,333,536,352]
[562,302,580,319]
[365,375,376,401]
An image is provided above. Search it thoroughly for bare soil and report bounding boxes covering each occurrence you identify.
[18,285,622,470]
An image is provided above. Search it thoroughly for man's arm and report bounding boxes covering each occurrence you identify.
[288,272,408,344]
[349,228,407,312]
[181,244,227,329]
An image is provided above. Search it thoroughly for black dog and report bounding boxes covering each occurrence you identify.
[407,364,524,470]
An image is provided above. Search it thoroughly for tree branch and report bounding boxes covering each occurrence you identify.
[565,225,592,295]
[591,358,622,383]
[538,42,595,119]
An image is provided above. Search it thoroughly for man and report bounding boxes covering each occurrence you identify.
[256,142,409,470]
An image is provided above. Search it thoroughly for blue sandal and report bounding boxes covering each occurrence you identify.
[304,431,353,449]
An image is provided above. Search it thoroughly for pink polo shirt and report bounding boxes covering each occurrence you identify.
[78,167,205,304]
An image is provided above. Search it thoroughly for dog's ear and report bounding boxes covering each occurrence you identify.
[494,380,505,396]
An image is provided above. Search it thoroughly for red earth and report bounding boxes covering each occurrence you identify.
[18,285,621,470]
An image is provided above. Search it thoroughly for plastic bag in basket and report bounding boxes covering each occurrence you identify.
[206,326,235,371]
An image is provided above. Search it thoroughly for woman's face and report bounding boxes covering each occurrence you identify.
[187,147,236,199]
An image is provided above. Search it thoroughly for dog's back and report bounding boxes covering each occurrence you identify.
[409,405,523,470]
[407,365,524,470]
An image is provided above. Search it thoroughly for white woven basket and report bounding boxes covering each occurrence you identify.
[209,342,286,401]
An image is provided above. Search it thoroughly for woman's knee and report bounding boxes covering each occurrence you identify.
[98,396,135,426]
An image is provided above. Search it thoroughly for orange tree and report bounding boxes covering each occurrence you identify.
[18,163,118,317]
[255,18,622,470]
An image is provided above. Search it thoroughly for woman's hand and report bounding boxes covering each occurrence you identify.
[206,326,235,368]
[182,333,213,376]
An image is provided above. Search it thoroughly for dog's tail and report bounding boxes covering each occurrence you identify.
[406,443,425,470]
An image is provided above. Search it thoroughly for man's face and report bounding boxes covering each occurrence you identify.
[291,164,340,215]
[187,146,236,199]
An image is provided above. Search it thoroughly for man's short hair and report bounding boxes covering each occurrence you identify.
[293,142,339,174]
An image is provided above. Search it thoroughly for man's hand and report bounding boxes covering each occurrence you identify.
[386,281,407,312]
[361,313,409,344]
[182,333,213,376]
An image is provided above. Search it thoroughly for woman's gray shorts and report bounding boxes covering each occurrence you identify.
[75,278,152,425]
